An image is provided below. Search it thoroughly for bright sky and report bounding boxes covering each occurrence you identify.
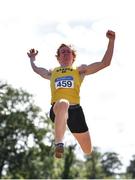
[0,0,135,171]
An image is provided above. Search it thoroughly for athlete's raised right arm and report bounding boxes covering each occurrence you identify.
[27,49,51,80]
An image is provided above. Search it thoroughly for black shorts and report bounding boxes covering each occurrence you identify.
[49,104,88,133]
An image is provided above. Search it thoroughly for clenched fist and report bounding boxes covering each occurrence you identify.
[106,30,115,40]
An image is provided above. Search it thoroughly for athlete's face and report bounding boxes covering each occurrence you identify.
[57,46,74,66]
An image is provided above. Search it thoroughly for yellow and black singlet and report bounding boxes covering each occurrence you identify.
[50,66,83,104]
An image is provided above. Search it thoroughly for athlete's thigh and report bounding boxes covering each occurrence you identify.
[73,131,92,154]
[67,105,88,133]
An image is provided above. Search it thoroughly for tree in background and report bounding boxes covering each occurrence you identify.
[83,147,123,179]
[61,145,76,179]
[126,155,135,178]
[101,152,123,178]
[84,147,104,179]
[0,81,54,178]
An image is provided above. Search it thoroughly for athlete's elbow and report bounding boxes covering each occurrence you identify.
[102,57,113,67]
[33,67,39,74]
[106,62,111,67]
[103,61,111,68]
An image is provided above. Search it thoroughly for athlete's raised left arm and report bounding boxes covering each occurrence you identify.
[78,30,115,76]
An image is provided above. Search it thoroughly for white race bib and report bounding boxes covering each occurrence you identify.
[55,76,74,89]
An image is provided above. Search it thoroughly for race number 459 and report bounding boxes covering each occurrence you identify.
[55,76,74,89]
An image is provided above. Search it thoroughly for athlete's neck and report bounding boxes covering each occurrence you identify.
[60,65,72,68]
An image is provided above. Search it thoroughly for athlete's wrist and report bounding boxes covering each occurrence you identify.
[30,57,36,62]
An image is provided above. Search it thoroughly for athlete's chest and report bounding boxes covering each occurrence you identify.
[51,67,78,89]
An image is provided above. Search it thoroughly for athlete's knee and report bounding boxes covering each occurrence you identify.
[54,99,69,114]
[84,146,93,155]
[59,101,69,111]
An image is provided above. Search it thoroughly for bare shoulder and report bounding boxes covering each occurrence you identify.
[47,67,56,78]
[77,64,88,73]
[77,64,88,79]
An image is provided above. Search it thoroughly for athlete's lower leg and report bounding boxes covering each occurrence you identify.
[53,100,69,158]
[73,131,92,155]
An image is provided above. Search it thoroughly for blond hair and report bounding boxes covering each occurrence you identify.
[55,44,76,62]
